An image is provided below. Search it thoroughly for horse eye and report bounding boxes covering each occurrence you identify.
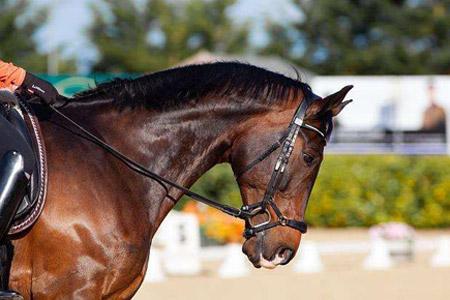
[302,153,314,165]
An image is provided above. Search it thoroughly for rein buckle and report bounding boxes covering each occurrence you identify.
[248,209,271,229]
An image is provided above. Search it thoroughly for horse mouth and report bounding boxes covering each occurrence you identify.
[258,254,281,269]
[258,249,293,269]
[247,247,294,269]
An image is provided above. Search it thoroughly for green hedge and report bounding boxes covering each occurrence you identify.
[179,156,450,228]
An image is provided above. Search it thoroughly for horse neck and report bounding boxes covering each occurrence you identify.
[64,100,266,234]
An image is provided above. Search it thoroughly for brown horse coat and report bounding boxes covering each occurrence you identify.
[9,62,351,299]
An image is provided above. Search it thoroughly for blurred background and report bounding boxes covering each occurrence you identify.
[2,0,449,299]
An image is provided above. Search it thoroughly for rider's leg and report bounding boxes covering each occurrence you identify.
[0,151,28,242]
[0,152,27,300]
[0,107,32,300]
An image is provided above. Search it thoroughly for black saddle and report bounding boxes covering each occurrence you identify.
[0,91,48,237]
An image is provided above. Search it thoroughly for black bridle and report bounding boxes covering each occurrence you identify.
[37,90,326,239]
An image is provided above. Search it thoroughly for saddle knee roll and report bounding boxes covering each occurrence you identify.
[0,110,35,176]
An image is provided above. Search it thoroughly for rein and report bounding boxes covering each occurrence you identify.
[41,91,325,238]
[48,105,246,218]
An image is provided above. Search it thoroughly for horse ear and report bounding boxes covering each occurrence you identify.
[307,85,353,117]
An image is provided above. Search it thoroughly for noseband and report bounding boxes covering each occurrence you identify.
[46,90,326,239]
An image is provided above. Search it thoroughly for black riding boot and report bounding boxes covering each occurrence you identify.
[0,151,28,300]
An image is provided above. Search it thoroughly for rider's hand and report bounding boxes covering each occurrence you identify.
[21,72,60,105]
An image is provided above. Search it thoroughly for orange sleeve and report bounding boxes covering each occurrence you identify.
[0,59,26,89]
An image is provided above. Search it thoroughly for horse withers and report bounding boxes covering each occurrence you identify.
[8,62,352,298]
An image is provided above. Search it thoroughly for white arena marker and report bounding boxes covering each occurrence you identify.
[158,212,202,276]
[144,248,166,283]
[293,241,324,273]
[431,236,450,268]
[363,238,393,270]
[218,243,250,278]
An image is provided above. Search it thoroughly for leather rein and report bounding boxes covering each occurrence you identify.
[43,91,326,239]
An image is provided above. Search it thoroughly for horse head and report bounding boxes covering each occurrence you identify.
[230,85,353,268]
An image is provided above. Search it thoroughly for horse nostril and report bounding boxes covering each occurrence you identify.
[276,247,294,265]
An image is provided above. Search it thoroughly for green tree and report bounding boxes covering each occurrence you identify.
[264,0,450,75]
[0,0,76,73]
[0,0,49,72]
[89,0,249,73]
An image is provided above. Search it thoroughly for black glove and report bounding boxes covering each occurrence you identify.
[21,72,60,105]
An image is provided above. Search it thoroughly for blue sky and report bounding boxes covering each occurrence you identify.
[33,0,95,60]
[30,0,302,71]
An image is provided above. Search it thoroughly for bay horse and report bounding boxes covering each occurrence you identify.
[9,62,352,298]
